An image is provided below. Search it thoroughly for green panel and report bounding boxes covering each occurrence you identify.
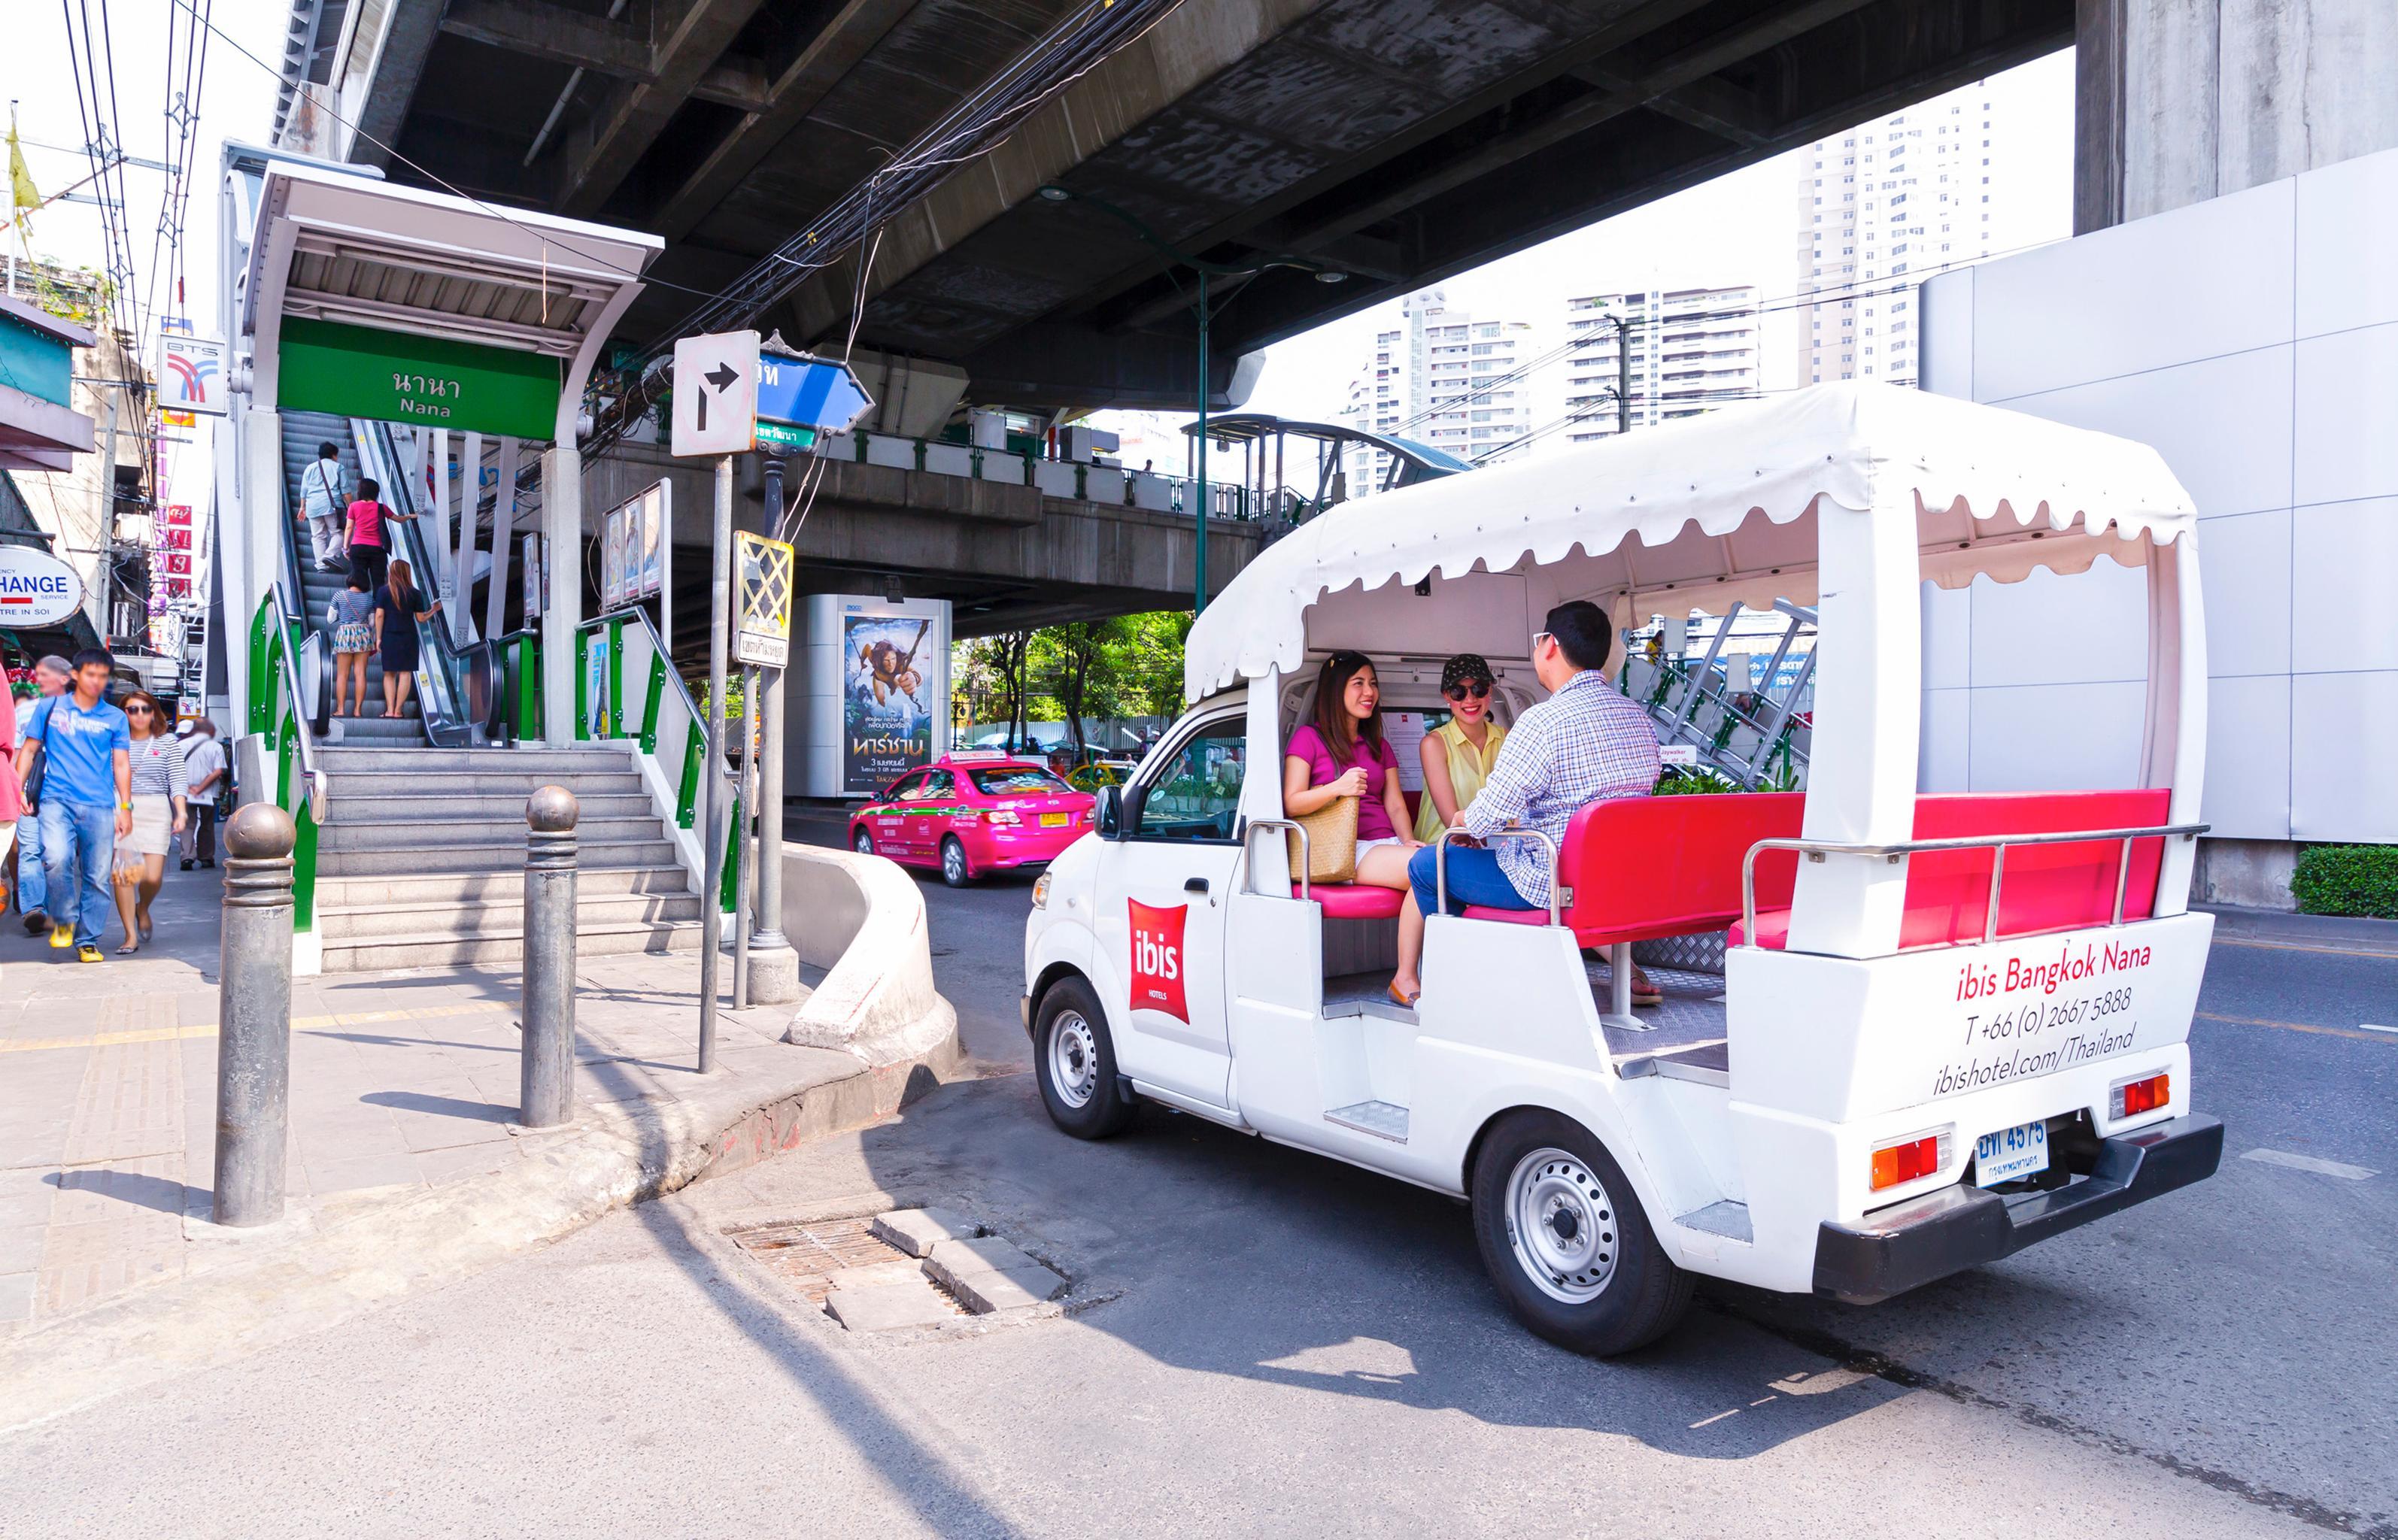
[642,653,665,754]
[607,617,625,738]
[573,629,590,741]
[276,317,560,440]
[248,601,272,733]
[754,420,817,452]
[721,792,742,912]
[676,719,701,829]
[0,311,74,408]
[292,794,318,933]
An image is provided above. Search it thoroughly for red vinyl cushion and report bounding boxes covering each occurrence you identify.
[1298,883,1406,920]
[1462,905,1547,925]
[1735,789,2172,950]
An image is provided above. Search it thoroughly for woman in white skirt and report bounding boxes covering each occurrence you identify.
[112,691,187,953]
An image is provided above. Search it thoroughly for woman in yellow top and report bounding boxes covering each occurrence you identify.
[1413,653,1507,842]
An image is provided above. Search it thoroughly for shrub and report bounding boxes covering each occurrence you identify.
[2290,844,2398,920]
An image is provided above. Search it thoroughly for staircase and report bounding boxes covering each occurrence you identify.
[281,409,427,746]
[311,743,706,972]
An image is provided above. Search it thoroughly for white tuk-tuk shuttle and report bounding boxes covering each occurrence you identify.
[1021,384,2223,1354]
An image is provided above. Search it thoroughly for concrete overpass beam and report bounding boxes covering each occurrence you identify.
[558,0,769,218]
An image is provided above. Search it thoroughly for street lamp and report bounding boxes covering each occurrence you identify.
[1035,184,1344,614]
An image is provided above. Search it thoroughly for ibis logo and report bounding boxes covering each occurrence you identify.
[1126,899,1188,1024]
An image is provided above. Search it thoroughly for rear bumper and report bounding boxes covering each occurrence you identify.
[1811,1114,2223,1304]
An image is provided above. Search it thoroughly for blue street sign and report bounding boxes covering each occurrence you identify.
[756,352,873,434]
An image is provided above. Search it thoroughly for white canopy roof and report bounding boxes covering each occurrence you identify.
[1185,383,2198,699]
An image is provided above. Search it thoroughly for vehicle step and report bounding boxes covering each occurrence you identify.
[314,890,705,939]
[313,863,693,907]
[312,838,681,875]
[1675,1200,1753,1244]
[318,918,705,974]
[1324,1100,1410,1143]
[1617,1040,1730,1088]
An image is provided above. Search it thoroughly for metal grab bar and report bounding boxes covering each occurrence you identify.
[1737,822,2210,950]
[266,597,327,826]
[1435,826,1562,926]
[1238,818,1309,899]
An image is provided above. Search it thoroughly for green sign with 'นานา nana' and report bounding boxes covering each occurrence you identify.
[277,317,562,440]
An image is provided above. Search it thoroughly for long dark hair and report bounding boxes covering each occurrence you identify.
[386,556,419,612]
[1309,650,1383,765]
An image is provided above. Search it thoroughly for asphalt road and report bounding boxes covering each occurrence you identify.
[5,825,2390,1536]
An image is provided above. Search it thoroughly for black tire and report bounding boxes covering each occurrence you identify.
[939,835,973,887]
[852,828,875,856]
[1034,976,1137,1139]
[1469,1108,1693,1356]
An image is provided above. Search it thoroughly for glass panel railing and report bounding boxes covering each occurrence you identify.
[352,420,499,747]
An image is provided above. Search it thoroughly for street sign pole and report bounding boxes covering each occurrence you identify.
[748,452,800,1004]
[697,453,733,1072]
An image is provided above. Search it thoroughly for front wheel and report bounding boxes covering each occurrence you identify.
[852,828,875,856]
[1469,1109,1692,1356]
[939,835,973,887]
[1034,977,1137,1139]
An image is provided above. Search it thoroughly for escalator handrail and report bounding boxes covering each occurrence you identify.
[275,433,336,738]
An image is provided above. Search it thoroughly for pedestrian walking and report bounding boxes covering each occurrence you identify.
[0,665,22,927]
[178,718,227,870]
[302,441,348,572]
[328,576,377,717]
[12,648,132,964]
[342,476,419,594]
[11,654,73,934]
[374,557,439,720]
[111,691,186,953]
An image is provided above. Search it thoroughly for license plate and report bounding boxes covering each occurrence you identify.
[1975,1120,2049,1186]
[1040,812,1069,827]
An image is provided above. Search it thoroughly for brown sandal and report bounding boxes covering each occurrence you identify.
[1386,982,1422,1008]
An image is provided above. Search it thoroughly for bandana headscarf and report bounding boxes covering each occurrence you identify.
[1440,653,1493,694]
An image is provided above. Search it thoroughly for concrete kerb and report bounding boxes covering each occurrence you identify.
[778,845,959,1069]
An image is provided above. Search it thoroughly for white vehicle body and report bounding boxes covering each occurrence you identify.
[1024,384,2222,1344]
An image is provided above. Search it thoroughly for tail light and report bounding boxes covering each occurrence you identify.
[1870,1126,1953,1191]
[2111,1072,2169,1119]
[986,809,1021,826]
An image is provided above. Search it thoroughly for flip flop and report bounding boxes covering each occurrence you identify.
[1386,982,1422,1008]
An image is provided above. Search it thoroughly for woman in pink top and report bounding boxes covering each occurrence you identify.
[343,474,417,593]
[1282,650,1422,897]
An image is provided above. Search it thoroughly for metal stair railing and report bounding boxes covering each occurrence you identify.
[563,605,722,906]
[244,590,327,934]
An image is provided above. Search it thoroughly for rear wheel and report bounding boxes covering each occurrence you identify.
[940,835,973,887]
[852,828,875,856]
[1469,1109,1692,1355]
[1034,978,1137,1139]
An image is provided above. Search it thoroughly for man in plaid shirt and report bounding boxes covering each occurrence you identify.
[1388,600,1660,1005]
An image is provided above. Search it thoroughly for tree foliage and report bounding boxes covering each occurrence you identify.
[953,610,1192,747]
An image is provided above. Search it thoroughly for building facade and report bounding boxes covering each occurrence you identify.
[1562,286,1761,443]
[1339,290,1531,496]
[1797,86,2007,387]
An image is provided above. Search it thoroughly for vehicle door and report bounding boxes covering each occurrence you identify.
[898,769,957,858]
[873,772,925,857]
[1093,708,1247,1108]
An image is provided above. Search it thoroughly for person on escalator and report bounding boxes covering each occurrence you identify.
[328,578,377,719]
[342,477,420,594]
[302,442,348,572]
[374,557,440,721]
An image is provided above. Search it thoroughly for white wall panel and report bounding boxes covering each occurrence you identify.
[1967,681,2146,791]
[2294,140,2398,338]
[1992,347,2293,519]
[2200,674,2290,839]
[1920,581,1973,690]
[2193,509,2292,678]
[2292,323,2398,508]
[1965,563,2148,689]
[1969,176,2292,402]
[2290,499,2398,674]
[2290,670,2398,841]
[1918,687,1972,791]
[1917,268,1975,398]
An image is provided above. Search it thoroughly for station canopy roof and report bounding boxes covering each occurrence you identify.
[1184,383,2199,699]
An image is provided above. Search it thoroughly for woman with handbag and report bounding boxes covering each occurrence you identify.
[110,691,187,953]
[1282,650,1422,902]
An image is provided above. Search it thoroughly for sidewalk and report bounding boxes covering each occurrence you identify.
[0,859,957,1427]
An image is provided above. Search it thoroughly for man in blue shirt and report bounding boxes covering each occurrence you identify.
[14,649,132,962]
[13,654,71,934]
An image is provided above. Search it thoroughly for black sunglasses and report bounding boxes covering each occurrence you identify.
[1443,681,1490,702]
[126,704,155,714]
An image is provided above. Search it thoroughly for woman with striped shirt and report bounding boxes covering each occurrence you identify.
[111,691,186,953]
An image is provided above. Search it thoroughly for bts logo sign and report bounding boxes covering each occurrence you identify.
[1126,899,1188,1024]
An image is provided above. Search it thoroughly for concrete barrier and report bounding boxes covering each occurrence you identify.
[779,844,959,1069]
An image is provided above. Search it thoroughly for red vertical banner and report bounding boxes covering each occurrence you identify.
[1126,899,1189,1023]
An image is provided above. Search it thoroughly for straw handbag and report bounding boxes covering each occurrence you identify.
[1288,794,1360,885]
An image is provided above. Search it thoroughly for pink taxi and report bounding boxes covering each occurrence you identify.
[851,751,1097,887]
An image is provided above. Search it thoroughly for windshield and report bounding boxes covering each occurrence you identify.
[970,766,1070,796]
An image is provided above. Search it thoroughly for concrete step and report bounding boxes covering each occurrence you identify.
[317,814,665,853]
[313,835,681,875]
[329,769,646,798]
[327,717,430,745]
[319,917,706,974]
[336,791,659,823]
[315,746,635,775]
[314,863,693,908]
[314,888,706,939]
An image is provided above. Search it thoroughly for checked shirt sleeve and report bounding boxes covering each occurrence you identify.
[1462,705,1548,839]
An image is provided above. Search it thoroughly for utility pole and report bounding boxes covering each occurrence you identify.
[1194,268,1209,614]
[1613,313,1632,438]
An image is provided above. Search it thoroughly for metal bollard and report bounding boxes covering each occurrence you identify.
[520,785,579,1128]
[214,803,296,1227]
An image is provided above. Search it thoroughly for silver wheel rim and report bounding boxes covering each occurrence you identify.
[854,831,872,853]
[1506,1146,1617,1303]
[1049,1010,1099,1109]
[944,841,966,882]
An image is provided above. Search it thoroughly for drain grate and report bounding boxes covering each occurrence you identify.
[724,1216,968,1314]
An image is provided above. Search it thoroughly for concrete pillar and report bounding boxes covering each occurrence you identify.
[2078,0,2398,232]
[540,445,583,745]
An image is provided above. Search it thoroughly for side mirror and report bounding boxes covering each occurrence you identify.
[1095,785,1123,840]
[1121,783,1147,837]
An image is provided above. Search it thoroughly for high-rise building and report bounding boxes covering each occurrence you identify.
[1796,85,2007,387]
[1562,286,1761,443]
[1338,290,1532,496]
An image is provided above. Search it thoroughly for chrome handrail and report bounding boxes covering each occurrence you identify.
[1239,817,1308,899]
[269,594,327,825]
[1435,826,1562,926]
[1738,822,2210,949]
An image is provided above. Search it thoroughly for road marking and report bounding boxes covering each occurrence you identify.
[2241,1147,2378,1181]
[1689,1408,1741,1428]
[2196,1011,2398,1046]
[0,1001,510,1054]
[2360,1022,2396,1036]
[2212,937,2398,962]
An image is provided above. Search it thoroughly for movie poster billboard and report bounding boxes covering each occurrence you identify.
[842,611,937,793]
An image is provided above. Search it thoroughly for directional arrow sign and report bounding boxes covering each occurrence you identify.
[756,351,875,437]
[671,330,760,456]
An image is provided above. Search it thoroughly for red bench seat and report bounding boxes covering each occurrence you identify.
[1296,883,1407,920]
